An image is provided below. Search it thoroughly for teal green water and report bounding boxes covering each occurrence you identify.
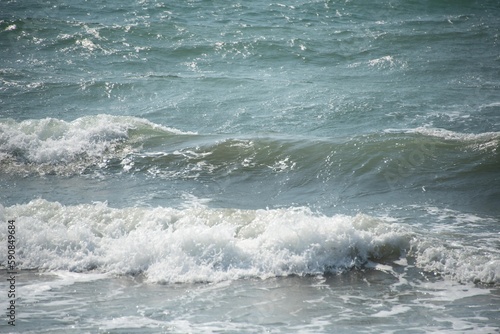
[1,0,499,332]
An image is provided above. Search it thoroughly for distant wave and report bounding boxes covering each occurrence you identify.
[0,115,195,175]
[1,116,498,196]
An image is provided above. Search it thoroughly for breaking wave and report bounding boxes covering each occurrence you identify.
[0,199,498,285]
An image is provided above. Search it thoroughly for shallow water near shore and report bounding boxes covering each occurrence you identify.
[1,269,499,333]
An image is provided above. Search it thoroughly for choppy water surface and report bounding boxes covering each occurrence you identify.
[1,0,499,332]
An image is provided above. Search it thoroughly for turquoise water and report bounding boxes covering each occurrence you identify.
[1,0,499,332]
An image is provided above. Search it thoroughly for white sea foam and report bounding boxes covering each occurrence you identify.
[367,55,407,69]
[383,126,500,142]
[0,199,410,284]
[0,115,194,174]
[408,206,500,285]
[97,316,166,330]
[370,305,411,318]
[414,246,500,285]
[411,127,500,143]
[480,101,500,109]
[19,271,108,304]
[1,199,498,285]
[384,127,500,153]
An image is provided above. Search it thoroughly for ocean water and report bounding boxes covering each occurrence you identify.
[1,0,499,332]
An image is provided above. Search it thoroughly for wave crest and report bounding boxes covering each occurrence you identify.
[0,115,191,175]
[0,199,410,283]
